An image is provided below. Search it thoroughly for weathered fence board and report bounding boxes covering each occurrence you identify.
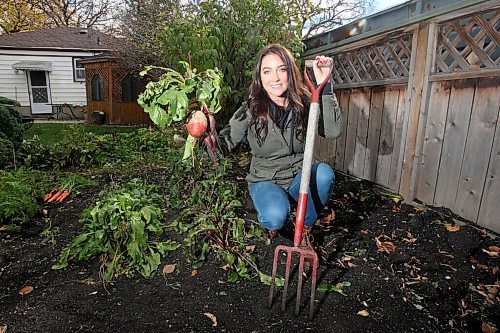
[454,77,499,222]
[375,88,400,188]
[478,105,500,231]
[352,89,371,178]
[416,81,451,203]
[331,90,350,170]
[433,80,475,208]
[363,88,384,181]
[344,90,361,175]
[388,87,407,191]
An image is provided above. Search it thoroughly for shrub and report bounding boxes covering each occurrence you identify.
[0,96,21,106]
[0,137,15,168]
[0,103,24,148]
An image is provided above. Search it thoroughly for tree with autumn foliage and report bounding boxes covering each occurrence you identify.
[0,0,114,34]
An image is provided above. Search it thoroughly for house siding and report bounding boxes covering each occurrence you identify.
[0,49,103,111]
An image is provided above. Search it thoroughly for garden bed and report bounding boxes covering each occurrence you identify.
[1,150,499,333]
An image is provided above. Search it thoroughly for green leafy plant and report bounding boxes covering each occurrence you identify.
[138,61,222,128]
[166,158,273,283]
[41,218,60,246]
[0,169,50,228]
[138,61,223,161]
[52,179,180,282]
[318,281,351,296]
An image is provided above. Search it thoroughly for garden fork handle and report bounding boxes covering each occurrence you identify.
[293,64,331,247]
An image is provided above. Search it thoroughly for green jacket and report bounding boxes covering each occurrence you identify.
[219,92,343,189]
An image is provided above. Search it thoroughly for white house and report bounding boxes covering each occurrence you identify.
[0,27,115,119]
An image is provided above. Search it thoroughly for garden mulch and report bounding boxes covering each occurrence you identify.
[1,150,499,333]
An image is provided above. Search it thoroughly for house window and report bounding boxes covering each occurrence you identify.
[91,74,104,101]
[121,74,142,102]
[73,58,85,82]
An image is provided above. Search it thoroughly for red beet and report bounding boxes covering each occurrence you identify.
[186,111,208,138]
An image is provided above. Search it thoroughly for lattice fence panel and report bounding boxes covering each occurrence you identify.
[435,8,499,73]
[86,67,109,101]
[331,33,413,86]
[112,65,130,102]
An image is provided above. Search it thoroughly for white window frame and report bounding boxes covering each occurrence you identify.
[73,58,85,82]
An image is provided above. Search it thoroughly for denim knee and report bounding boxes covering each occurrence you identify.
[257,205,289,231]
[316,163,335,187]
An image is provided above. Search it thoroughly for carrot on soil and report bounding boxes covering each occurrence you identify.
[43,189,59,202]
[46,190,64,203]
[56,191,70,203]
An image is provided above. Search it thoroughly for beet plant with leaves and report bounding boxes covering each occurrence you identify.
[137,61,222,162]
[165,157,282,286]
[52,179,180,282]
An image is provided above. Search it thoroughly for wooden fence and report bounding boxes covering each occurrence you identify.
[306,0,500,232]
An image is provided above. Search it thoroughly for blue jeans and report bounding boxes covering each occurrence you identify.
[248,163,334,231]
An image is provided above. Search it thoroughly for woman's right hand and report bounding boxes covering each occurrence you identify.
[312,56,334,85]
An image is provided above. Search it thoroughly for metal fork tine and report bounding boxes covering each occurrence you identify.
[309,255,318,320]
[281,250,293,311]
[268,246,281,308]
[295,253,305,316]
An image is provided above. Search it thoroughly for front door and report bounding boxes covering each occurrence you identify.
[28,70,52,114]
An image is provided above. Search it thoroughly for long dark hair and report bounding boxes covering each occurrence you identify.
[248,44,310,146]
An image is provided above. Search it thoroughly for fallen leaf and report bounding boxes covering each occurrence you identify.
[203,312,217,327]
[488,246,500,253]
[487,287,498,297]
[0,226,7,232]
[18,285,33,296]
[357,310,369,316]
[0,324,7,333]
[445,224,461,232]
[191,270,198,277]
[481,321,493,333]
[482,249,499,258]
[375,235,397,253]
[162,264,176,275]
[88,291,98,295]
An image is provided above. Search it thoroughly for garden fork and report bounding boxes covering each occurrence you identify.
[268,59,331,319]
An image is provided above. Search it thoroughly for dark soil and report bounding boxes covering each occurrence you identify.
[1,150,499,333]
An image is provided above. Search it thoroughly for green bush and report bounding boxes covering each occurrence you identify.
[0,137,15,168]
[0,97,25,156]
[0,96,21,107]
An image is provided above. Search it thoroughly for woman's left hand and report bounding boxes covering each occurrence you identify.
[312,55,333,85]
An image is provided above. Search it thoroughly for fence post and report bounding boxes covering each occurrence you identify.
[399,21,431,201]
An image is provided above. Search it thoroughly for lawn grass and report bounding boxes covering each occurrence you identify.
[24,123,140,146]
